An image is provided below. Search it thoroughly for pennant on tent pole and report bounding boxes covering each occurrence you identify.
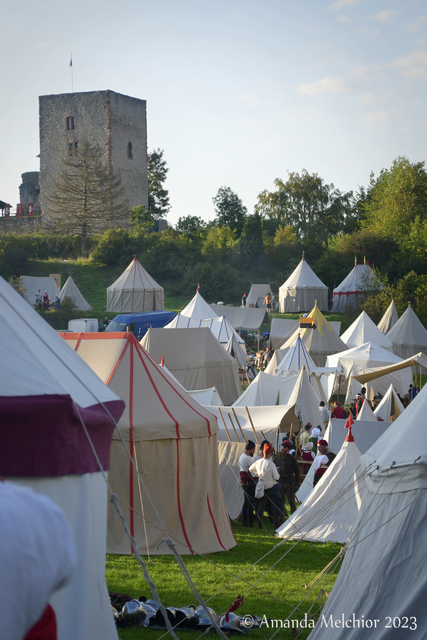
[196,283,200,292]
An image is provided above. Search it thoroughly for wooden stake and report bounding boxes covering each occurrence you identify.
[232,408,246,442]
[245,406,260,445]
[217,407,231,442]
[228,412,241,441]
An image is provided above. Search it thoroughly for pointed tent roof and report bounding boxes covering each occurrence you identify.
[106,257,164,313]
[246,283,271,308]
[180,291,218,319]
[232,371,300,407]
[377,299,399,334]
[373,384,405,422]
[279,258,328,312]
[275,335,318,373]
[331,262,380,312]
[61,332,236,555]
[59,275,93,311]
[287,367,324,427]
[281,300,347,366]
[341,310,393,351]
[356,399,377,421]
[164,313,245,351]
[224,333,248,368]
[276,438,366,543]
[386,303,427,359]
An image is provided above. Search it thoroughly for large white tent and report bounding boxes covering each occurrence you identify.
[279,258,328,313]
[180,291,217,318]
[0,275,125,640]
[210,304,266,332]
[164,313,246,356]
[61,332,236,556]
[373,384,405,422]
[276,432,367,544]
[356,399,376,421]
[246,283,271,308]
[340,310,393,351]
[377,299,399,334]
[141,327,242,405]
[308,387,427,640]
[280,301,347,366]
[21,275,60,306]
[59,275,93,311]
[386,303,427,360]
[331,262,380,312]
[106,256,164,313]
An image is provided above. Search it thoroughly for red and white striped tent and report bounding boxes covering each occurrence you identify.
[61,332,236,556]
[106,256,164,313]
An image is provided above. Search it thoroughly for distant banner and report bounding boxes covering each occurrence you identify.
[28,202,34,216]
[16,204,22,218]
[4,206,10,218]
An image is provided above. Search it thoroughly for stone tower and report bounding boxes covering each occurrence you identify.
[39,90,148,223]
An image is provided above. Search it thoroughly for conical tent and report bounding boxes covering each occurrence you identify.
[331,263,380,312]
[276,436,367,544]
[59,275,93,311]
[0,276,125,640]
[377,299,399,334]
[287,367,325,427]
[386,303,427,359]
[279,258,328,312]
[308,387,427,640]
[246,283,271,308]
[164,313,246,355]
[141,327,241,405]
[106,257,164,313]
[373,384,404,422]
[180,291,218,318]
[275,336,318,374]
[232,371,300,407]
[21,275,60,306]
[281,301,347,366]
[60,332,236,555]
[224,333,248,368]
[341,310,393,351]
[356,399,376,421]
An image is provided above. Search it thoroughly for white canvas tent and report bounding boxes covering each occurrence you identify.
[141,327,242,405]
[386,303,427,360]
[20,275,60,306]
[373,384,404,422]
[209,405,301,446]
[61,332,236,555]
[210,304,266,331]
[188,387,224,406]
[246,283,271,308]
[224,333,248,369]
[356,399,376,421]
[106,257,164,313]
[180,291,217,318]
[308,387,427,640]
[0,275,125,640]
[279,258,328,313]
[280,301,347,366]
[331,262,380,312]
[232,371,299,407]
[164,313,246,356]
[277,433,367,543]
[377,299,399,334]
[340,310,393,351]
[59,275,93,311]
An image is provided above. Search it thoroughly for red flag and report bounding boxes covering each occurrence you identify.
[344,414,353,429]
[196,283,200,292]
[161,357,164,366]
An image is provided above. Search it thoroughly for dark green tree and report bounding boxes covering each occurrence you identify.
[129,205,155,234]
[212,186,247,237]
[148,149,170,219]
[239,212,264,265]
[43,140,129,257]
[175,215,206,235]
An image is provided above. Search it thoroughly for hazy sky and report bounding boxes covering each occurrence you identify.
[1,0,426,226]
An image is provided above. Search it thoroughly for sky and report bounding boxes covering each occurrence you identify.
[0,0,426,226]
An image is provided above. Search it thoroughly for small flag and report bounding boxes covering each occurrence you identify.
[196,283,200,292]
[161,357,164,367]
[344,414,354,429]
[69,55,73,67]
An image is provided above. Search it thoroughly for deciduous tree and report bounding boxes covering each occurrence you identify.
[213,186,247,236]
[148,149,170,219]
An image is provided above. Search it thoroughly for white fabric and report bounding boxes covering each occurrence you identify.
[0,482,76,640]
[377,299,399,334]
[331,263,381,312]
[269,319,299,349]
[232,371,299,407]
[279,259,328,313]
[373,384,405,422]
[280,301,347,366]
[320,405,330,423]
[277,440,366,544]
[165,313,246,356]
[141,327,242,405]
[218,441,245,520]
[249,458,279,490]
[274,336,338,380]
[356,399,376,421]
[180,291,218,318]
[341,310,393,351]
[20,275,60,306]
[386,304,427,359]
[308,387,427,640]
[210,304,266,331]
[187,387,224,406]
[210,405,299,447]
[287,368,325,428]
[10,474,118,640]
[239,451,255,473]
[246,283,272,308]
[224,333,248,368]
[59,275,93,310]
[106,257,164,312]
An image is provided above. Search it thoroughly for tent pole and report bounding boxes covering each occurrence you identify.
[228,412,241,441]
[245,406,260,445]
[289,404,295,441]
[217,407,231,442]
[232,408,246,442]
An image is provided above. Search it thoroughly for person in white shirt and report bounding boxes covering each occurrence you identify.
[239,440,257,527]
[249,444,283,529]
[319,401,329,428]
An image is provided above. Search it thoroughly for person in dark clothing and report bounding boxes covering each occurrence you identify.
[239,440,257,527]
[331,401,346,419]
[273,440,300,519]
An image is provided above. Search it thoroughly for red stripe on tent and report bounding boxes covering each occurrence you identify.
[61,332,131,340]
[136,340,213,437]
[105,339,130,385]
[206,493,226,551]
[176,439,194,554]
[129,340,135,550]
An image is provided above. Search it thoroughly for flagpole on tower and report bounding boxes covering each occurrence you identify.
[69,54,73,92]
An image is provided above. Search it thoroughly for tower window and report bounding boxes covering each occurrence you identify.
[68,141,78,156]
[66,116,75,130]
[127,142,133,159]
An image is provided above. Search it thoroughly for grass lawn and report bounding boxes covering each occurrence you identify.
[106,522,343,639]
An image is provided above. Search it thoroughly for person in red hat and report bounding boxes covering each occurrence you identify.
[331,401,346,419]
[313,439,336,486]
[249,443,283,528]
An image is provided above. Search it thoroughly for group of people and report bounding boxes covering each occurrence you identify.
[34,289,61,310]
[239,438,300,529]
[241,291,276,313]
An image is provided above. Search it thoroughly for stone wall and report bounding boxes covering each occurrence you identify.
[0,216,41,235]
